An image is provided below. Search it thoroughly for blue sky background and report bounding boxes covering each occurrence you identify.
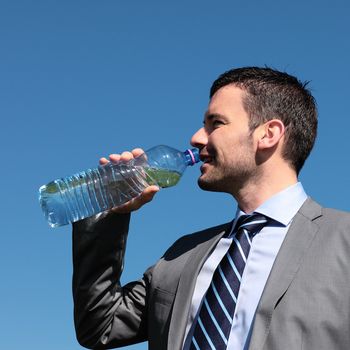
[1,0,349,349]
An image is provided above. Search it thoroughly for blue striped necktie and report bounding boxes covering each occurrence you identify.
[190,213,269,350]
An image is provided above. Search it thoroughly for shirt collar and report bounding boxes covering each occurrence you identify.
[234,182,308,228]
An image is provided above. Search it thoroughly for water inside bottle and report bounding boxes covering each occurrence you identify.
[145,168,181,187]
[39,167,182,227]
[39,181,70,227]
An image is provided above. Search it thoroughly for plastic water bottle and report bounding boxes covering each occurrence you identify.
[39,145,200,227]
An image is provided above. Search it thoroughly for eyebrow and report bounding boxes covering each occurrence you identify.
[203,112,227,124]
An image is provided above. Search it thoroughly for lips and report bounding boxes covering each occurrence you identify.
[200,152,213,164]
[199,152,214,173]
[203,157,213,164]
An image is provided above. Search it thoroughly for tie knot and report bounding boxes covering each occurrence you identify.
[234,213,270,237]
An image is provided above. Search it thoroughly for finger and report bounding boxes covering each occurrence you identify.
[111,185,159,213]
[131,148,145,158]
[109,154,121,163]
[130,186,159,211]
[120,151,134,162]
[141,185,160,202]
[100,147,145,167]
[99,157,109,165]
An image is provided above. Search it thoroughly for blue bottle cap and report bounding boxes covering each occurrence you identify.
[184,148,200,166]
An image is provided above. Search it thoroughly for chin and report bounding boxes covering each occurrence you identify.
[197,177,224,193]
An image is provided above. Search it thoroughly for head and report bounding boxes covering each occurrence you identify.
[191,66,318,196]
[210,67,318,174]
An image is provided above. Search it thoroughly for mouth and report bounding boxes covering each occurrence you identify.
[200,153,214,169]
[202,157,213,164]
[200,150,214,161]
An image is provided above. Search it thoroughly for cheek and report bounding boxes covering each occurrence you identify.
[207,132,224,154]
[212,130,236,149]
[208,129,229,144]
[208,133,235,162]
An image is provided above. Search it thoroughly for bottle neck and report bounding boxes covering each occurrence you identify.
[184,148,200,166]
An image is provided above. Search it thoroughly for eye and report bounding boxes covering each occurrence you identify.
[212,119,224,128]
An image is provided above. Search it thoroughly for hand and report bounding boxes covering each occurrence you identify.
[99,148,159,213]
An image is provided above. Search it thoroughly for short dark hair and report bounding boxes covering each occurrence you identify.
[210,67,318,174]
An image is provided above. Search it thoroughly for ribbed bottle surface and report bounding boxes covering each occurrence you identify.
[40,164,141,227]
[39,164,182,227]
[39,146,199,227]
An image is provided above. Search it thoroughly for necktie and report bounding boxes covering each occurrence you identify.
[190,213,269,350]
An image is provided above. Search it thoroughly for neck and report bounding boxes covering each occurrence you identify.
[234,164,298,213]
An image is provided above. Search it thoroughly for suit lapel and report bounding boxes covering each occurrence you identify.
[248,198,322,350]
[167,223,231,350]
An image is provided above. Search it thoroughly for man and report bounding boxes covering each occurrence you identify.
[72,67,350,350]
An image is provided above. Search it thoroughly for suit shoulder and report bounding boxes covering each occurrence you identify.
[302,198,350,224]
[320,207,350,228]
[308,205,350,245]
[322,207,350,218]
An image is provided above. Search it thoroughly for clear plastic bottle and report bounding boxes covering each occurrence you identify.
[39,145,200,227]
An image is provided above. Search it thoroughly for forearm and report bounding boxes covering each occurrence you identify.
[72,211,149,349]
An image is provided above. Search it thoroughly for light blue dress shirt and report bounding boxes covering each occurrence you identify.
[183,182,308,350]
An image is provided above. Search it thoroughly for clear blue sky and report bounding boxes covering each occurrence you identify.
[1,0,349,349]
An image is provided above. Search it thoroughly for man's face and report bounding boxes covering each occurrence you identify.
[191,85,259,194]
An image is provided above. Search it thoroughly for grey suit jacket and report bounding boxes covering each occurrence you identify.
[72,198,350,350]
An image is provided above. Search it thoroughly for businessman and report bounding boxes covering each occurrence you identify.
[72,67,350,350]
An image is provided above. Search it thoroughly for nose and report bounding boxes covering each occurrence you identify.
[190,127,208,149]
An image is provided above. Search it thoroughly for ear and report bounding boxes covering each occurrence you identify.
[257,119,285,150]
